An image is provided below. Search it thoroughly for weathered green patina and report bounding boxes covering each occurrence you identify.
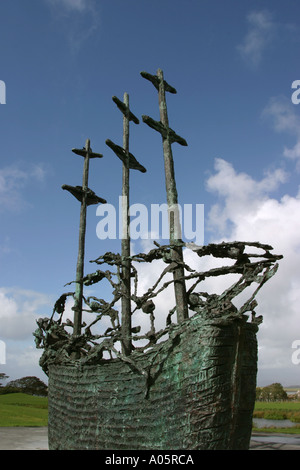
[35,238,281,449]
[105,93,146,356]
[47,315,258,450]
[141,69,188,323]
[34,69,283,451]
[62,139,106,338]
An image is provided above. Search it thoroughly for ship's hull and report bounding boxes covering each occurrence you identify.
[47,313,258,450]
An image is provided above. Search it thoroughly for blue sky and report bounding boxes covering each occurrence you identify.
[1,0,300,386]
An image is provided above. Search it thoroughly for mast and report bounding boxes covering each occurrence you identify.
[141,68,189,323]
[62,139,106,338]
[106,94,146,356]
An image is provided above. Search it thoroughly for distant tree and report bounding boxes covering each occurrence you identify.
[0,373,19,394]
[269,383,288,401]
[6,376,48,396]
[256,387,262,400]
[0,373,9,387]
[256,383,287,401]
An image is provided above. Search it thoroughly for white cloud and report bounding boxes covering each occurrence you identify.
[5,345,46,382]
[237,10,275,67]
[205,158,287,235]
[0,163,46,212]
[47,0,90,11]
[0,288,51,340]
[262,96,300,134]
[45,0,100,52]
[205,158,300,385]
[0,288,52,381]
[237,10,296,70]
[262,95,300,169]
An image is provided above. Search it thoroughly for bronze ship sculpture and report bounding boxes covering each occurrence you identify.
[34,69,282,450]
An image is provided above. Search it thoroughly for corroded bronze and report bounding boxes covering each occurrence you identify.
[63,139,106,338]
[106,93,146,355]
[141,68,189,323]
[34,70,283,451]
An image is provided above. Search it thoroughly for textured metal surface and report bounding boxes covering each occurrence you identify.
[141,69,189,323]
[62,139,106,338]
[106,93,146,356]
[48,315,258,450]
[34,70,284,453]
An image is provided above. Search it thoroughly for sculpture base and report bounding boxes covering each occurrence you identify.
[47,314,258,450]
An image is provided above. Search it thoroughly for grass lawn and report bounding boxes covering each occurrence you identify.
[254,400,300,421]
[0,393,299,434]
[254,401,300,411]
[0,393,48,427]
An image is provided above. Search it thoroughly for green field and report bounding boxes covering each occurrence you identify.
[0,393,300,434]
[253,400,300,434]
[0,393,48,427]
[255,401,300,411]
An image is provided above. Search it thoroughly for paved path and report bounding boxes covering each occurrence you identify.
[0,427,48,450]
[250,432,300,450]
[1,428,300,450]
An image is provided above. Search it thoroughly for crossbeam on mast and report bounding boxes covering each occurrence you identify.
[106,93,146,356]
[141,69,189,323]
[63,139,106,338]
